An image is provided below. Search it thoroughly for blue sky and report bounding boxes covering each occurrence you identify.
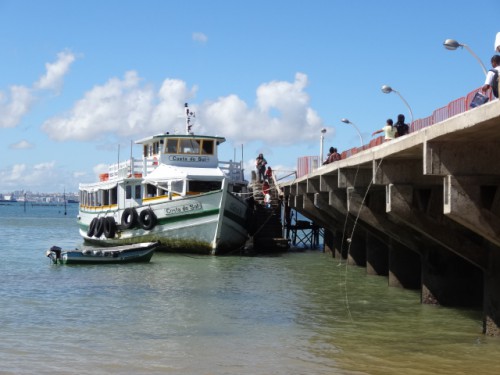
[0,0,498,194]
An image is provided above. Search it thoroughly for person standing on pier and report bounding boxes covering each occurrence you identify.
[481,55,500,99]
[255,153,267,183]
[372,118,396,141]
[323,147,341,165]
[265,166,273,182]
[394,114,409,137]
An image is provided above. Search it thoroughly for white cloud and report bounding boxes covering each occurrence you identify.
[0,85,35,128]
[42,71,156,141]
[35,51,76,91]
[0,162,59,191]
[192,32,208,43]
[10,140,34,149]
[0,51,76,129]
[42,72,328,147]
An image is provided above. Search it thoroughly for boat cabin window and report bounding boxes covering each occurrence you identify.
[202,140,214,155]
[126,185,141,199]
[171,180,184,195]
[101,187,117,206]
[179,139,200,154]
[153,141,160,155]
[165,139,178,154]
[145,184,157,198]
[163,138,215,155]
[188,180,222,193]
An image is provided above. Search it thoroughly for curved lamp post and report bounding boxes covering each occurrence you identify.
[443,39,487,76]
[320,128,327,164]
[381,85,414,126]
[340,118,363,147]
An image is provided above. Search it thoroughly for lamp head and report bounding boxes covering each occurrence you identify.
[341,118,350,124]
[443,39,462,51]
[321,128,327,134]
[381,85,394,94]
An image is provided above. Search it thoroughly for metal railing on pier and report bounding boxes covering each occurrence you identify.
[297,86,495,178]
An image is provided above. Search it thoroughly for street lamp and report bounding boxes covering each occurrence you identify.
[340,118,363,147]
[320,128,327,164]
[381,85,414,126]
[443,39,487,76]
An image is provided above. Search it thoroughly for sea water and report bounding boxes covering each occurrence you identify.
[0,202,499,375]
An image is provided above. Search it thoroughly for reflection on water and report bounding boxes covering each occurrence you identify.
[0,203,499,374]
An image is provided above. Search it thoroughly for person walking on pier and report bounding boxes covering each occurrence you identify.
[481,55,500,99]
[394,114,409,137]
[372,118,396,141]
[255,153,267,182]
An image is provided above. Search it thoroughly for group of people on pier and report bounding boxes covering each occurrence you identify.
[371,113,409,142]
[255,153,274,208]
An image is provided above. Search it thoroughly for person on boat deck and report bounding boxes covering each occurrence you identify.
[255,153,267,182]
[265,166,273,182]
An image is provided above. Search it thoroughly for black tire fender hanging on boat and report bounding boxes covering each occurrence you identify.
[94,217,106,238]
[121,208,138,229]
[139,208,157,230]
[87,217,98,237]
[103,217,117,238]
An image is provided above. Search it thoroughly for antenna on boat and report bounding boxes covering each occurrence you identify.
[184,102,195,135]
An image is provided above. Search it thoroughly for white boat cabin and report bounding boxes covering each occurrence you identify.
[79,133,246,210]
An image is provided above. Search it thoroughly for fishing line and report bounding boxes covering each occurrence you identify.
[340,156,385,322]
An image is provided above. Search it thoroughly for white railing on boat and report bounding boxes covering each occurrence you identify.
[104,158,245,183]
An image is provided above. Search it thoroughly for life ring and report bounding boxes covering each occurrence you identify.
[121,208,138,230]
[139,208,157,230]
[94,217,106,238]
[87,217,98,237]
[103,217,116,238]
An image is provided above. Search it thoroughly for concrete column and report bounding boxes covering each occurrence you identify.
[388,243,421,289]
[366,232,388,276]
[323,229,335,256]
[334,230,347,259]
[421,247,483,307]
[347,231,366,267]
[484,247,500,336]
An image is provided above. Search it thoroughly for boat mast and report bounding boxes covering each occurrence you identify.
[184,103,195,135]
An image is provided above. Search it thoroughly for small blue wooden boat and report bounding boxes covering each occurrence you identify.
[46,242,158,264]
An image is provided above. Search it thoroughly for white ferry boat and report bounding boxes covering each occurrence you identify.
[77,104,249,255]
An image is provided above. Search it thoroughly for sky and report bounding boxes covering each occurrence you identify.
[0,0,498,194]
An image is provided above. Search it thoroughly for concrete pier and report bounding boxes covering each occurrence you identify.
[280,100,500,335]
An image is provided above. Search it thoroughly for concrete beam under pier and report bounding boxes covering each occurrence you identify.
[387,183,488,271]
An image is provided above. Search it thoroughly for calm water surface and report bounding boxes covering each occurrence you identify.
[0,203,499,374]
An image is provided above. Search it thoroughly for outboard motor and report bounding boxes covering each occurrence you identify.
[46,246,62,264]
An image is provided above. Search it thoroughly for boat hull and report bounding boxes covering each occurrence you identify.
[77,190,248,255]
[47,242,158,265]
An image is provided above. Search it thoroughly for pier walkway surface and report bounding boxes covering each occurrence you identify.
[279,89,500,336]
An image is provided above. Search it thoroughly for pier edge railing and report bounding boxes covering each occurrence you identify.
[297,86,494,178]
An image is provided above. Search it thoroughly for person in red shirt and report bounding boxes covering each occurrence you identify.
[265,166,273,182]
